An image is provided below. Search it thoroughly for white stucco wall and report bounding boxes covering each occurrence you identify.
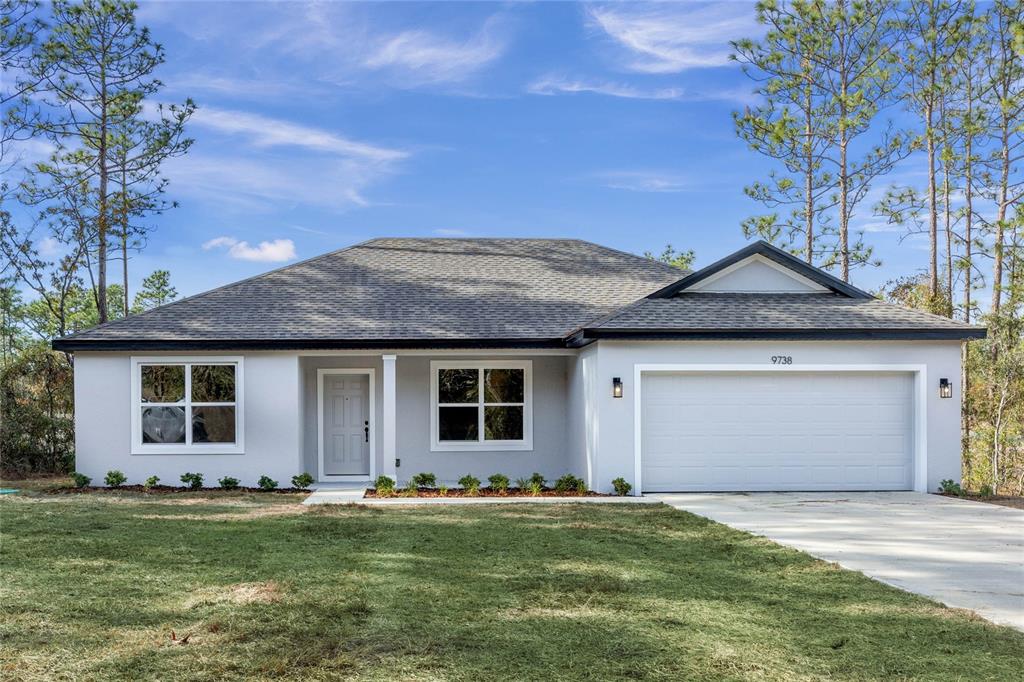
[73,352,301,487]
[589,340,964,495]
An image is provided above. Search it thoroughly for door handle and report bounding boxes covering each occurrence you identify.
[364,421,369,443]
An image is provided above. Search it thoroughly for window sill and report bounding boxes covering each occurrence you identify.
[430,441,534,453]
[131,445,245,456]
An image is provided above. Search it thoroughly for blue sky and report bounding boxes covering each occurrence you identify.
[105,1,932,298]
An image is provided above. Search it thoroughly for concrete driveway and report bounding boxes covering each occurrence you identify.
[652,492,1024,630]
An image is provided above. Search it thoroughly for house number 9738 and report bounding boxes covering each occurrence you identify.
[771,355,793,365]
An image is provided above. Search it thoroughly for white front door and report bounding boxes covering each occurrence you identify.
[640,371,915,492]
[321,373,370,476]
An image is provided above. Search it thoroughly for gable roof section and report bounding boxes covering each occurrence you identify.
[646,240,873,299]
[53,238,684,351]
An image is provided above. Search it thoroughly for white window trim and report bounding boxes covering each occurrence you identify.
[430,360,533,452]
[130,356,245,455]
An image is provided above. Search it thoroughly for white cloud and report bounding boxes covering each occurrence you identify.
[586,3,758,73]
[202,236,297,262]
[37,236,62,257]
[433,228,471,237]
[363,16,508,85]
[598,171,690,193]
[191,107,408,162]
[527,74,756,104]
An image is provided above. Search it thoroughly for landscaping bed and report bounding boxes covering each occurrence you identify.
[45,485,310,495]
[936,492,1024,510]
[364,486,612,499]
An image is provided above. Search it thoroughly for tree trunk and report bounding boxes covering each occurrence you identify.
[120,169,129,318]
[927,103,938,300]
[991,123,1009,313]
[96,74,109,324]
[804,69,814,265]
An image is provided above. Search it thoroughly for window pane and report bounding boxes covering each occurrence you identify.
[485,405,523,441]
[192,365,235,403]
[141,365,185,403]
[484,368,524,403]
[438,406,478,441]
[438,369,478,403]
[192,406,236,443]
[141,406,186,443]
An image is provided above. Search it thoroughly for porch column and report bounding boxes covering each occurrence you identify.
[381,354,397,482]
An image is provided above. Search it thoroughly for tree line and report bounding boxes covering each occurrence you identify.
[1,0,188,473]
[735,0,1023,494]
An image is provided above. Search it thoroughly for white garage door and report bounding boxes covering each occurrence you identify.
[640,372,915,492]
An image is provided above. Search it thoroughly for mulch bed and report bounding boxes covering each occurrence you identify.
[45,485,310,495]
[936,492,1024,510]
[364,487,614,499]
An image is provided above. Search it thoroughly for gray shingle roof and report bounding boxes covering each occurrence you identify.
[579,293,985,339]
[55,238,684,349]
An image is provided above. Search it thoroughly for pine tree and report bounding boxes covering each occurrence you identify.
[131,269,176,312]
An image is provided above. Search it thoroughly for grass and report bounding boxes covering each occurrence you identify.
[1,486,1022,681]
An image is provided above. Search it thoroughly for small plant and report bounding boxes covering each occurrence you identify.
[458,474,481,495]
[575,478,588,495]
[143,475,160,490]
[411,472,437,488]
[104,470,127,488]
[554,474,583,493]
[938,479,963,497]
[514,477,530,491]
[71,472,91,488]
[612,477,632,496]
[291,472,315,489]
[218,476,240,490]
[257,475,278,491]
[401,478,420,497]
[488,473,509,492]
[374,475,395,494]
[438,485,448,496]
[529,472,546,488]
[180,472,204,490]
[527,480,543,497]
[978,484,994,498]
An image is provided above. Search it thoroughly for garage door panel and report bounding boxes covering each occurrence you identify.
[641,372,914,492]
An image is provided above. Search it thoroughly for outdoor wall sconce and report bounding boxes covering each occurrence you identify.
[939,378,952,399]
[612,377,623,398]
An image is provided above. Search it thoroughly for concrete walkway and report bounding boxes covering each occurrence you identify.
[653,492,1024,630]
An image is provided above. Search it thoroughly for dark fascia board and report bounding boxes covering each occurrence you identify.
[52,337,570,352]
[647,241,873,300]
[572,327,987,344]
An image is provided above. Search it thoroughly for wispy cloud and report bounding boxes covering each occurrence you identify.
[433,228,471,237]
[586,3,757,73]
[598,171,690,193]
[164,72,331,100]
[363,16,508,85]
[527,74,756,104]
[202,236,297,262]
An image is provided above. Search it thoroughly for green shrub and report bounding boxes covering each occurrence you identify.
[438,485,448,496]
[554,474,583,493]
[143,475,160,489]
[70,472,91,488]
[528,480,542,496]
[218,476,240,490]
[514,477,530,491]
[978,483,994,498]
[938,479,963,496]
[529,472,546,488]
[257,475,278,491]
[291,472,315,489]
[180,472,204,490]
[402,478,420,497]
[575,478,588,495]
[411,472,436,488]
[374,475,395,494]
[104,470,127,488]
[488,473,509,492]
[458,474,481,495]
[612,477,632,496]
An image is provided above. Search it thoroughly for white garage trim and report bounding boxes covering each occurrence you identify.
[632,364,928,494]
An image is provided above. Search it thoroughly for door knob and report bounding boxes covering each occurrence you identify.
[364,421,369,443]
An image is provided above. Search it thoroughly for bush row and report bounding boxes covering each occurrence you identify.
[374,472,633,496]
[73,471,316,491]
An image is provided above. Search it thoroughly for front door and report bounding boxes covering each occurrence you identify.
[322,373,370,476]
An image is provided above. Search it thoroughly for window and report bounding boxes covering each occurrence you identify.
[430,360,532,451]
[131,357,244,454]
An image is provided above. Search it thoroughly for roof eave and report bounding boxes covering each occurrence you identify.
[575,327,987,342]
[51,337,571,352]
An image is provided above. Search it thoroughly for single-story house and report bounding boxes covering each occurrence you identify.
[54,238,985,494]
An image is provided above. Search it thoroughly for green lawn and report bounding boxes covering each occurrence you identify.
[1,488,1021,681]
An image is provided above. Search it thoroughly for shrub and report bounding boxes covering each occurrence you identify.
[488,473,510,492]
[374,475,395,494]
[514,477,530,491]
[528,480,542,496]
[257,475,278,491]
[612,477,632,496]
[576,478,588,495]
[291,472,315,489]
[70,472,91,488]
[938,479,963,496]
[438,485,448,496]
[402,478,420,497]
[143,475,160,489]
[104,470,127,488]
[218,476,240,490]
[529,472,546,488]
[180,472,204,490]
[458,474,481,495]
[554,474,583,493]
[411,472,436,488]
[979,483,994,498]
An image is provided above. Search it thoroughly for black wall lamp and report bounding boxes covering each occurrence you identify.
[612,377,623,398]
[939,378,952,399]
